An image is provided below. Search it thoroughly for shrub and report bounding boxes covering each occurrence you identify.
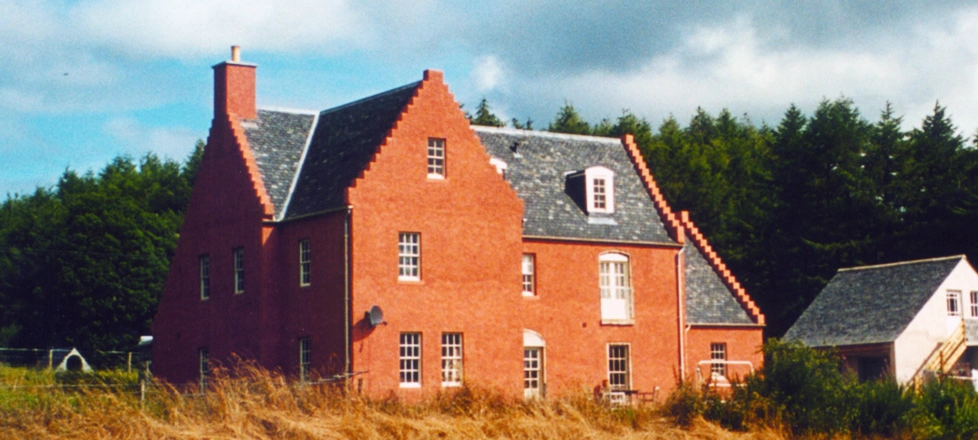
[850,378,914,437]
[664,379,705,427]
[913,377,978,439]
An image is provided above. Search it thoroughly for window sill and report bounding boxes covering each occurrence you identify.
[600,319,635,326]
[442,382,462,388]
[398,277,423,284]
[427,174,445,180]
[522,292,536,298]
[399,383,421,389]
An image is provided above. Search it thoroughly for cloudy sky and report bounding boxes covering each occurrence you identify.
[3,0,978,196]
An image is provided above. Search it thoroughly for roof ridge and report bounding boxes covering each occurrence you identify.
[257,107,318,115]
[320,81,421,116]
[838,255,965,272]
[472,125,622,144]
[278,111,320,221]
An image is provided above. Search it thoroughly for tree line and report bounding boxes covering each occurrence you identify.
[0,97,975,354]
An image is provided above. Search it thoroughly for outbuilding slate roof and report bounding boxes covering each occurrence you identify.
[474,127,675,244]
[784,255,965,347]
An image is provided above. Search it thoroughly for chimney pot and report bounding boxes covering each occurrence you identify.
[231,46,241,62]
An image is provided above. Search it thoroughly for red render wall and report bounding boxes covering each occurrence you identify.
[152,117,271,384]
[522,240,683,396]
[261,213,348,377]
[685,326,763,381]
[346,72,526,399]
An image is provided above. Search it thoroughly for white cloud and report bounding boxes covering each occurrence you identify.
[104,117,200,161]
[471,55,504,92]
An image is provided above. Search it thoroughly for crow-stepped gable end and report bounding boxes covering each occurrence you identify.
[152,48,764,400]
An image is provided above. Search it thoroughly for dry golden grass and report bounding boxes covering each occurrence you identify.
[0,364,783,439]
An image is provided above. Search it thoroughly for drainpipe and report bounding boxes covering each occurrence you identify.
[676,214,688,379]
[344,206,352,376]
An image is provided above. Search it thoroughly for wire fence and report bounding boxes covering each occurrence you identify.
[0,347,150,372]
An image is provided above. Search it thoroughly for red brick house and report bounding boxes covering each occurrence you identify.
[151,48,765,399]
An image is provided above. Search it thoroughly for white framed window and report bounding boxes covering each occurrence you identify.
[233,247,245,294]
[400,332,421,387]
[427,138,445,178]
[711,343,727,378]
[948,290,962,317]
[971,291,978,318]
[585,166,615,213]
[441,333,463,387]
[199,254,210,300]
[522,254,536,296]
[299,337,311,382]
[599,253,633,322]
[199,348,210,391]
[299,239,311,287]
[398,233,420,280]
[607,344,630,391]
[524,347,543,398]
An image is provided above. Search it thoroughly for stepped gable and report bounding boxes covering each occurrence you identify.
[475,127,674,244]
[784,256,964,347]
[241,109,317,218]
[284,82,422,219]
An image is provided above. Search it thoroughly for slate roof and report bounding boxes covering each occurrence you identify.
[282,82,421,219]
[242,110,317,218]
[474,127,675,244]
[684,241,755,324]
[784,256,965,347]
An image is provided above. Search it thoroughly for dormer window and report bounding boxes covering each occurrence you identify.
[566,166,615,215]
[585,167,614,213]
[428,138,445,178]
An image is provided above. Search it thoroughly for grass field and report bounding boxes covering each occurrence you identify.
[0,363,779,439]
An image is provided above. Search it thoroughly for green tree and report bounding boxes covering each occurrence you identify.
[548,103,591,134]
[469,98,505,127]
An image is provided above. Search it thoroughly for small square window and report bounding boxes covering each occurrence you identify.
[400,333,421,387]
[299,239,311,287]
[199,254,210,300]
[299,337,311,382]
[441,333,463,387]
[711,343,727,378]
[398,233,420,280]
[199,348,210,391]
[233,247,245,294]
[522,254,536,296]
[593,178,607,209]
[948,290,961,317]
[608,344,630,391]
[427,138,445,178]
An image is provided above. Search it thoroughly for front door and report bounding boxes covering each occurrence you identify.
[524,347,543,399]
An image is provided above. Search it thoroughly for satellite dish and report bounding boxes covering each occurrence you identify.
[367,305,385,327]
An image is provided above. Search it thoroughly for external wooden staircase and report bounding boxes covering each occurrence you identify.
[912,320,968,387]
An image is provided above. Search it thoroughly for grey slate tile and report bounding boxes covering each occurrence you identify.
[243,110,316,218]
[685,242,755,324]
[784,256,963,347]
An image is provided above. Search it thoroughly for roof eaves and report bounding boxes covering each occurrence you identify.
[522,234,681,248]
[277,111,320,222]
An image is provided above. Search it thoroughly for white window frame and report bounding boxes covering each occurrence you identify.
[948,290,962,317]
[427,138,445,178]
[299,337,311,382]
[522,254,536,296]
[398,232,421,281]
[971,291,978,318]
[711,342,727,378]
[299,239,311,287]
[585,166,615,213]
[199,254,210,300]
[199,348,210,391]
[233,247,245,294]
[441,333,463,387]
[607,343,631,391]
[399,332,421,388]
[599,252,633,323]
[524,347,543,398]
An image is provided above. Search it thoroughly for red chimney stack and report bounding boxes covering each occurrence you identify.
[213,45,256,120]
